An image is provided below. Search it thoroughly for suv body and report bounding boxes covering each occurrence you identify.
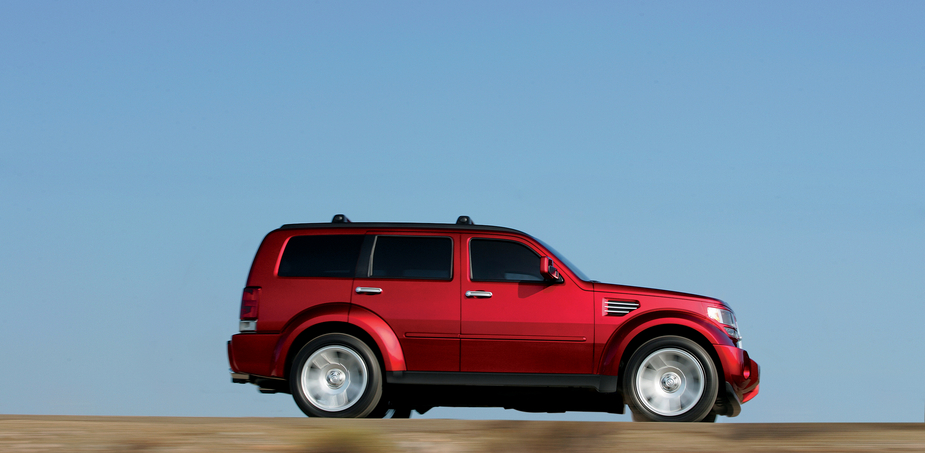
[228,216,759,421]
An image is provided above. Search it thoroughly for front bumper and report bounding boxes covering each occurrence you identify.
[714,345,760,417]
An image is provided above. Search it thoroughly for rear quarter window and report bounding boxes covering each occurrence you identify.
[278,235,364,277]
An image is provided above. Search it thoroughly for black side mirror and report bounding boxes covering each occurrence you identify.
[540,256,563,283]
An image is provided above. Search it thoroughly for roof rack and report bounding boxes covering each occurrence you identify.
[280,218,523,235]
[332,214,473,225]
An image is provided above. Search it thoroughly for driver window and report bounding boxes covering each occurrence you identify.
[470,239,543,282]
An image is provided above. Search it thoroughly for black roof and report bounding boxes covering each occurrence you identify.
[279,221,526,235]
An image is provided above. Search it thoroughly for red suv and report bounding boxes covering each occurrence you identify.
[228,215,759,422]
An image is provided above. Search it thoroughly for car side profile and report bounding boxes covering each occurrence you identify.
[227,215,759,422]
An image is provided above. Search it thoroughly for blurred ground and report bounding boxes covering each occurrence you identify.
[1,415,924,452]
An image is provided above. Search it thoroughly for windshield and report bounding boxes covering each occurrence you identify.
[534,237,593,282]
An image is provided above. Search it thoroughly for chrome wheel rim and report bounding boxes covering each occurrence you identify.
[635,347,705,416]
[301,345,368,412]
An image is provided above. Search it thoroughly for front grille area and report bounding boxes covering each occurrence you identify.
[603,300,640,316]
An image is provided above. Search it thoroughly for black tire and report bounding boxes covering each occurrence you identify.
[623,335,718,422]
[290,333,383,418]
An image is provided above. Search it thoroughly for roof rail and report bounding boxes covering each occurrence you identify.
[332,214,351,223]
[456,215,474,225]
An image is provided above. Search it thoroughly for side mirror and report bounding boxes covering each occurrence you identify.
[540,256,563,283]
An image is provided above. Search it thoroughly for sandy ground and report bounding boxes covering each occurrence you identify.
[1,415,924,452]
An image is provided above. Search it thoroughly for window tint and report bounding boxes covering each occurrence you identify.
[370,236,452,279]
[470,239,543,282]
[278,235,364,277]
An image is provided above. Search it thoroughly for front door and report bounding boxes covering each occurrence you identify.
[460,235,593,374]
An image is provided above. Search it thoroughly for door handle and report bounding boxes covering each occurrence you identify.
[356,287,383,295]
[465,290,493,298]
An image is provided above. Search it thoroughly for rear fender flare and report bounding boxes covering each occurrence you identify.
[272,303,407,377]
[347,305,406,372]
[272,303,351,377]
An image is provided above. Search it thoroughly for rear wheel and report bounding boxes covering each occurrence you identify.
[624,336,718,422]
[290,333,383,418]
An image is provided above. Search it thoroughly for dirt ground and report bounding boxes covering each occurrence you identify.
[1,415,924,452]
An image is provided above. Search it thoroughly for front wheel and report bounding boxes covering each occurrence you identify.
[624,336,718,422]
[290,333,383,418]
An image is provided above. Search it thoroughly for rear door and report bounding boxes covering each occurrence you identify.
[460,234,593,374]
[350,232,461,371]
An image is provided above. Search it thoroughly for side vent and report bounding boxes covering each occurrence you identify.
[604,299,640,316]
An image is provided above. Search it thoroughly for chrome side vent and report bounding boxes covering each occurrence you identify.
[604,300,640,316]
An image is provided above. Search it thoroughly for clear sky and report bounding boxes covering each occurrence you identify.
[2,1,923,423]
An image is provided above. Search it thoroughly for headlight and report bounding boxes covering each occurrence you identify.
[707,306,742,346]
[707,306,736,326]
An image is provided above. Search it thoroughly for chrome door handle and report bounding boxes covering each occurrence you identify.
[465,290,493,298]
[356,287,383,295]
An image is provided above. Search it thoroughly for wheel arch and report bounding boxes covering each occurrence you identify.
[615,324,725,387]
[273,304,407,380]
[598,311,733,384]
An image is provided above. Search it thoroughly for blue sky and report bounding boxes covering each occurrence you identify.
[1,1,923,422]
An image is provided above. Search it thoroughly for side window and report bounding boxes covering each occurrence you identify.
[470,239,543,282]
[278,235,364,277]
[370,236,453,279]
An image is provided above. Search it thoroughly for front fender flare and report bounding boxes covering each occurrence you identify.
[598,309,734,376]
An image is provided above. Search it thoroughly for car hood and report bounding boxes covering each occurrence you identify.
[590,281,726,307]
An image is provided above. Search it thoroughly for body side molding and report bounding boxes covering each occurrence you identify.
[386,371,618,393]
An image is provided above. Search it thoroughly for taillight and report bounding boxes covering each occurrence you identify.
[240,287,260,320]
